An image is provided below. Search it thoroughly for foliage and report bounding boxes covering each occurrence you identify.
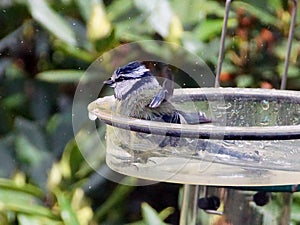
[0,0,300,224]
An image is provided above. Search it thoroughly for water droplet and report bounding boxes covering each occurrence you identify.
[215,112,223,118]
[20,40,24,44]
[296,106,300,114]
[216,102,232,110]
[72,22,76,26]
[260,116,270,126]
[2,9,6,13]
[89,112,97,121]
[223,140,235,147]
[261,100,269,110]
[289,149,297,155]
[259,142,265,149]
[292,117,299,125]
[236,141,244,147]
[211,105,217,112]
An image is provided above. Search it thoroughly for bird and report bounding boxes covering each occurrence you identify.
[104,61,211,148]
[104,61,210,122]
[103,61,261,163]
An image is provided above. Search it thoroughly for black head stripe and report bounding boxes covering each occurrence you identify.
[117,61,143,74]
[115,61,150,79]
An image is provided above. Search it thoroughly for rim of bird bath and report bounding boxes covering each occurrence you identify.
[88,87,300,141]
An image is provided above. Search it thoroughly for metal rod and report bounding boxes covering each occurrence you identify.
[280,0,298,90]
[179,185,199,225]
[215,0,232,88]
[205,0,232,216]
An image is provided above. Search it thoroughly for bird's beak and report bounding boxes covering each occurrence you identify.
[104,78,115,86]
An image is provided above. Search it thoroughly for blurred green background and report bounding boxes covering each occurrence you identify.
[1,0,300,224]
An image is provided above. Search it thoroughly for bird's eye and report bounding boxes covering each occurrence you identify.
[115,76,125,82]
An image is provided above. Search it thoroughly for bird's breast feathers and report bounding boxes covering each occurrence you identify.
[117,87,175,120]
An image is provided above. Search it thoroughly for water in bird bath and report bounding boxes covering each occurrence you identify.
[88,88,300,186]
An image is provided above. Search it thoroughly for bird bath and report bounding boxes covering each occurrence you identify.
[88,87,300,186]
[85,0,299,223]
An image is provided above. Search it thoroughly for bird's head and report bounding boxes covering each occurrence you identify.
[104,61,159,100]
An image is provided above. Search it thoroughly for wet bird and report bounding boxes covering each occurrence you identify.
[104,61,210,147]
[103,61,261,162]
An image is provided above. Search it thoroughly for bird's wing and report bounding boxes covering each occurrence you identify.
[149,79,174,108]
[148,88,168,108]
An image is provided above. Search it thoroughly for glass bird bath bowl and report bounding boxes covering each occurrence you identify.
[88,88,300,186]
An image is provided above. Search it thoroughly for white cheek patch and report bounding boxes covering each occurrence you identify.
[115,79,140,99]
[131,66,150,76]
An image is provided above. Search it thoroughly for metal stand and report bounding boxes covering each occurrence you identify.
[194,0,298,224]
[179,185,199,225]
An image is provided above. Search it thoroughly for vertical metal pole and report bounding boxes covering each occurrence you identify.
[189,1,232,224]
[215,0,232,87]
[280,0,298,90]
[278,1,297,224]
[179,185,199,225]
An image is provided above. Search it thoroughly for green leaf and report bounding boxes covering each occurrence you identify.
[55,191,80,225]
[26,0,77,46]
[53,41,95,62]
[15,117,48,153]
[277,63,300,78]
[18,214,63,225]
[0,136,16,178]
[107,0,133,21]
[141,203,168,225]
[94,177,136,221]
[46,111,74,158]
[74,0,93,22]
[235,74,255,87]
[93,28,117,53]
[171,0,227,25]
[1,93,26,110]
[0,178,43,198]
[158,207,174,222]
[15,118,53,185]
[267,0,283,11]
[36,70,84,83]
[15,133,53,186]
[291,203,300,222]
[59,140,85,180]
[195,18,237,41]
[0,188,58,220]
[15,135,46,167]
